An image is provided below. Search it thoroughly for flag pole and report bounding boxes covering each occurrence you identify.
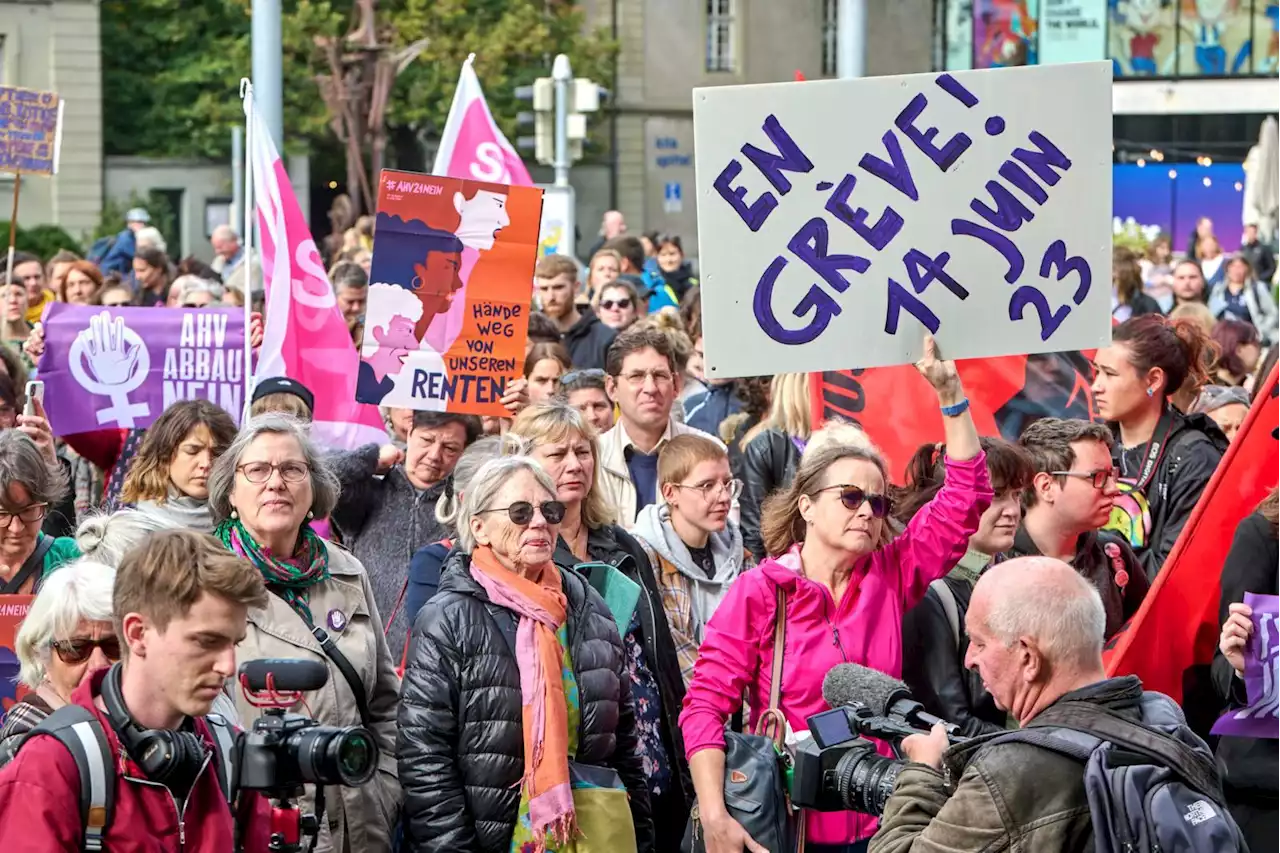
[240,78,256,419]
[5,173,20,285]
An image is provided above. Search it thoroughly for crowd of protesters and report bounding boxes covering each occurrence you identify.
[0,204,1272,853]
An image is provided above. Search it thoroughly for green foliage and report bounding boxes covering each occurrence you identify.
[92,193,179,255]
[0,222,83,259]
[101,0,615,164]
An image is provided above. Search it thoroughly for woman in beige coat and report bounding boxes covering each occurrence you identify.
[206,413,401,853]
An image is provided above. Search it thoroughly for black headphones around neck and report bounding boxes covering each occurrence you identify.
[101,663,207,785]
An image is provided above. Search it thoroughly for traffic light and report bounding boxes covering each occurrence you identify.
[515,78,554,166]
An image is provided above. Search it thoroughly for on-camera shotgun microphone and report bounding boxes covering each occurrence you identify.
[822,663,965,740]
[239,659,329,693]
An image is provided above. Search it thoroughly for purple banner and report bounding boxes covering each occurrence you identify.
[39,305,246,435]
[1212,592,1280,739]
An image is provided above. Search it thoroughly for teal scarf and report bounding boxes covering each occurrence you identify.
[215,517,329,622]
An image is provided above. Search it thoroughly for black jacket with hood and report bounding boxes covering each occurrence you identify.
[396,549,654,852]
[562,310,617,371]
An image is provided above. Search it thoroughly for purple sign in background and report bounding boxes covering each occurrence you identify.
[39,305,246,436]
[1212,592,1280,739]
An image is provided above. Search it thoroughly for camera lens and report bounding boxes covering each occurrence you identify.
[834,748,906,816]
[288,725,378,786]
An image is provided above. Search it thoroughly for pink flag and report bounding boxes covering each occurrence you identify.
[244,89,387,450]
[433,54,534,187]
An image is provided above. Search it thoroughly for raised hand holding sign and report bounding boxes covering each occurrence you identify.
[70,311,150,427]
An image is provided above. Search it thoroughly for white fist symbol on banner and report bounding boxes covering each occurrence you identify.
[68,312,151,427]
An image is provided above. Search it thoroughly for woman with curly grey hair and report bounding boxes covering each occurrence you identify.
[206,413,402,852]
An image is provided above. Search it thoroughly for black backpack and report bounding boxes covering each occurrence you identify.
[0,704,237,852]
[991,694,1247,853]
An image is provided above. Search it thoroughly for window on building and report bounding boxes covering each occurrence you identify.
[822,0,838,76]
[706,0,736,73]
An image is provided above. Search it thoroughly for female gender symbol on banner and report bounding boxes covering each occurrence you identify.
[68,312,151,427]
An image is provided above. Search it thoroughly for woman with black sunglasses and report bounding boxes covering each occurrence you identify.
[1,559,118,759]
[681,335,993,853]
[398,455,654,852]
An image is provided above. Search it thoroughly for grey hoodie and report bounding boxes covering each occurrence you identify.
[631,502,745,643]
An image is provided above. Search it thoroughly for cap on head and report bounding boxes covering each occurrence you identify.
[250,377,316,413]
[125,208,151,224]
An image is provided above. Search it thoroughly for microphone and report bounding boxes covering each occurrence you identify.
[239,659,329,693]
[822,663,962,738]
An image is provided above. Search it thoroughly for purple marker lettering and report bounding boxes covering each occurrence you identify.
[858,131,919,202]
[936,73,979,107]
[788,217,872,293]
[714,159,777,232]
[1011,131,1072,187]
[951,218,1025,283]
[1009,286,1070,341]
[884,278,941,335]
[753,256,842,346]
[742,114,814,195]
[1039,240,1093,305]
[904,248,969,300]
[824,173,905,252]
[896,94,972,172]
[970,180,1036,233]
[998,160,1049,205]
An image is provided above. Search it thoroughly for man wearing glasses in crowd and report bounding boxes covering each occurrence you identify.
[597,326,723,525]
[1011,418,1149,640]
[631,434,749,686]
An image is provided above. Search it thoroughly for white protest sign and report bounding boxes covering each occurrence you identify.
[693,62,1113,379]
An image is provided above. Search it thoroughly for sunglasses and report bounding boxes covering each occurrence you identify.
[600,298,632,310]
[811,484,892,518]
[53,636,122,665]
[479,500,566,525]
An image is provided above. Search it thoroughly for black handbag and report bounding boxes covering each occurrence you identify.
[683,586,804,853]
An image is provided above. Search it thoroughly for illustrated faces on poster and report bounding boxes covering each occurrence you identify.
[413,245,465,335]
[453,189,511,251]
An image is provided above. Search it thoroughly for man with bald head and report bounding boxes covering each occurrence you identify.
[872,557,1230,852]
[210,225,245,279]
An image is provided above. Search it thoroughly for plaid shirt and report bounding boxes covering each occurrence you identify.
[0,694,54,762]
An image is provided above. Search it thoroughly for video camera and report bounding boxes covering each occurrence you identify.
[235,659,378,853]
[791,664,967,816]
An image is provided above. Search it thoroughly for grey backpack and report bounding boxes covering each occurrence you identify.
[992,694,1247,853]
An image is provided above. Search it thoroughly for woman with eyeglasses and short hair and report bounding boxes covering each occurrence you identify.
[398,454,654,852]
[0,559,118,759]
[680,336,992,853]
[0,431,80,595]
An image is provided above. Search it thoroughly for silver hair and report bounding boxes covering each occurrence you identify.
[985,568,1106,669]
[15,559,116,688]
[75,509,180,568]
[174,274,225,301]
[435,435,518,527]
[0,430,70,509]
[206,413,340,522]
[454,455,558,554]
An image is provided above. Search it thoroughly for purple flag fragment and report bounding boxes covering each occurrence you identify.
[1211,592,1280,739]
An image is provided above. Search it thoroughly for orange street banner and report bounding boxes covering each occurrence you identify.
[0,595,34,725]
[356,170,544,417]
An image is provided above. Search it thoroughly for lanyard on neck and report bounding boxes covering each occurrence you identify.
[1128,405,1177,491]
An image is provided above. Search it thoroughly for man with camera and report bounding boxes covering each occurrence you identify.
[0,531,274,851]
[870,556,1231,852]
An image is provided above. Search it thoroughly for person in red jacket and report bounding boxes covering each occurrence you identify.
[0,529,274,851]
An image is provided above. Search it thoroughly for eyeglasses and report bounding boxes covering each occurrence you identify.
[620,369,674,386]
[52,636,122,665]
[478,500,566,525]
[0,503,49,527]
[810,485,892,518]
[1051,468,1120,490]
[238,461,311,484]
[673,478,743,500]
[600,298,632,311]
[560,368,606,385]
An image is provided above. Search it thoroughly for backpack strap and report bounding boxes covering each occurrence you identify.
[929,579,961,649]
[0,534,56,594]
[204,713,237,807]
[24,705,115,852]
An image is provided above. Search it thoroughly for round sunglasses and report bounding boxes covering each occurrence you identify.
[478,500,566,525]
[811,484,892,518]
[53,635,122,665]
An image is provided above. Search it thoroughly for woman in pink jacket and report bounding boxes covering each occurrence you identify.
[680,337,992,853]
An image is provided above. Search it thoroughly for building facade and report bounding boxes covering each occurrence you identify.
[582,0,934,255]
[0,0,103,242]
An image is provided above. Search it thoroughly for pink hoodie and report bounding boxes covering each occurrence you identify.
[679,452,992,845]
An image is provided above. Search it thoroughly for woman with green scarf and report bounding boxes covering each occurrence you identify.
[207,413,402,853]
[897,436,1036,738]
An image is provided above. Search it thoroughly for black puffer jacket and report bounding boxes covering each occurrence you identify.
[740,429,801,560]
[396,550,654,852]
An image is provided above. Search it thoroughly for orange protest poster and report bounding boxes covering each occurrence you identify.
[356,169,545,417]
[0,595,34,723]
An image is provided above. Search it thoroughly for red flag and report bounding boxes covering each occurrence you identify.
[1103,366,1280,702]
[794,70,807,82]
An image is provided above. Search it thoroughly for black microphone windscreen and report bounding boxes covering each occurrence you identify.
[239,658,329,692]
[821,662,909,716]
